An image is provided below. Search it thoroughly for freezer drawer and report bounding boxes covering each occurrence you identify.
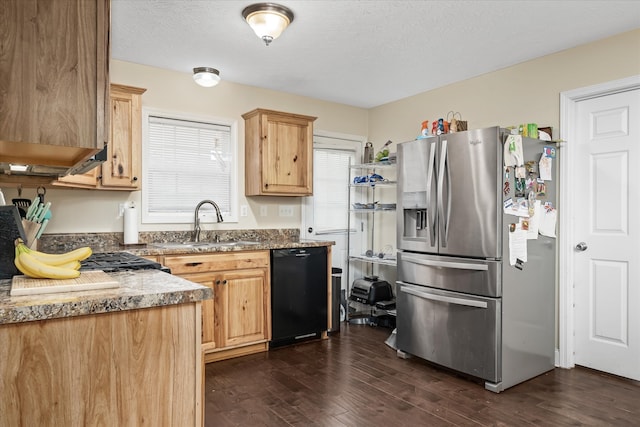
[398,252,501,297]
[396,282,501,383]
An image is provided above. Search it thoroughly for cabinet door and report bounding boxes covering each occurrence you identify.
[216,268,270,348]
[171,272,217,349]
[0,0,109,167]
[101,85,146,189]
[261,114,313,195]
[243,109,316,196]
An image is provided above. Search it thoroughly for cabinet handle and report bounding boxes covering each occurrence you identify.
[222,280,227,285]
[215,280,221,285]
[132,176,138,182]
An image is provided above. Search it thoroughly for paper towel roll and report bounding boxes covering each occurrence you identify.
[123,205,138,244]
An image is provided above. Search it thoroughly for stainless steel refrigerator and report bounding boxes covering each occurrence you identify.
[396,126,556,392]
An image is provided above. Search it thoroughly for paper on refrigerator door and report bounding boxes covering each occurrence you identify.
[509,223,527,266]
[539,155,553,181]
[504,135,524,167]
[539,207,557,238]
[522,200,541,239]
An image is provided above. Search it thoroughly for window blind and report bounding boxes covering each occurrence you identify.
[313,148,355,233]
[146,115,233,217]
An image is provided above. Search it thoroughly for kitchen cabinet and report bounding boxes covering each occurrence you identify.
[346,161,397,320]
[55,84,146,190]
[0,0,110,172]
[163,251,271,363]
[0,303,203,426]
[242,108,316,196]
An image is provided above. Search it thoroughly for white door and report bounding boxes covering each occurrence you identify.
[573,87,640,380]
[302,133,363,278]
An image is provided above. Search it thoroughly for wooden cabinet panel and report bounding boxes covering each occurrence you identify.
[243,108,316,196]
[55,167,100,188]
[0,304,202,426]
[168,271,216,350]
[101,84,145,189]
[163,251,269,275]
[216,269,269,348]
[0,0,109,168]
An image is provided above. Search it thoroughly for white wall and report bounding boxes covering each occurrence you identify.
[368,29,640,145]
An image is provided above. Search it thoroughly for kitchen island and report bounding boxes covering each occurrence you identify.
[0,270,211,427]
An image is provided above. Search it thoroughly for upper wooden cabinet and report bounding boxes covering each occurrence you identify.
[101,84,146,189]
[55,84,146,190]
[0,0,110,169]
[242,108,316,196]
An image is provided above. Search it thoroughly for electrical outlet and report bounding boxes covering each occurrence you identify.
[260,206,268,216]
[240,205,248,217]
[118,203,125,217]
[279,205,294,217]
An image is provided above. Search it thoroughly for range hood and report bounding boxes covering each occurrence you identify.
[0,140,106,183]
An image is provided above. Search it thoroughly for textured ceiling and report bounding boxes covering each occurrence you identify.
[111,0,640,108]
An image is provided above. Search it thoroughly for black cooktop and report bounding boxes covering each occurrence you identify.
[80,252,168,273]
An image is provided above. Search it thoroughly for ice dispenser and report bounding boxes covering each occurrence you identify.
[397,138,437,253]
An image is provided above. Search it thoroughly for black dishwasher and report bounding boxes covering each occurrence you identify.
[270,247,328,348]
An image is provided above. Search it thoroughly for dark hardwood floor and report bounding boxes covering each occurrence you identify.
[204,324,639,426]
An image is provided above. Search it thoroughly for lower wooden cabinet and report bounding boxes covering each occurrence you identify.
[163,251,271,362]
[0,303,203,426]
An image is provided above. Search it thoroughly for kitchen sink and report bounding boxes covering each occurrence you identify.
[151,240,262,250]
[214,240,262,247]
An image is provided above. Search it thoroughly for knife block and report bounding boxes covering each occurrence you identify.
[0,206,27,279]
[21,220,39,250]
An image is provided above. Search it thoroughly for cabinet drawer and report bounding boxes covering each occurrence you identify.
[164,251,269,275]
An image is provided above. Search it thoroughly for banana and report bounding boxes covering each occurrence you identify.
[57,260,82,271]
[18,251,80,280]
[14,248,45,278]
[14,239,92,266]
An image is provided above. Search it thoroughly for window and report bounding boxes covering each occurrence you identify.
[141,108,238,224]
[312,147,355,233]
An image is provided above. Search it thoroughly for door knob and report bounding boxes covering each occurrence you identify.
[575,242,588,252]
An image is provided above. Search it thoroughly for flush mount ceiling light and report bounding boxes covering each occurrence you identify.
[192,67,221,87]
[242,2,294,46]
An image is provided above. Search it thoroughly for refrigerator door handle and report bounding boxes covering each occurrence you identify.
[426,141,437,245]
[399,282,488,309]
[444,141,452,245]
[401,254,489,271]
[437,139,449,247]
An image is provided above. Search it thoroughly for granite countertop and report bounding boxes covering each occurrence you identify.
[126,238,335,257]
[37,229,335,256]
[1,230,334,326]
[0,269,212,326]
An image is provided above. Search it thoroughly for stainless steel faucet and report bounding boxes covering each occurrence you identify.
[193,199,224,242]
